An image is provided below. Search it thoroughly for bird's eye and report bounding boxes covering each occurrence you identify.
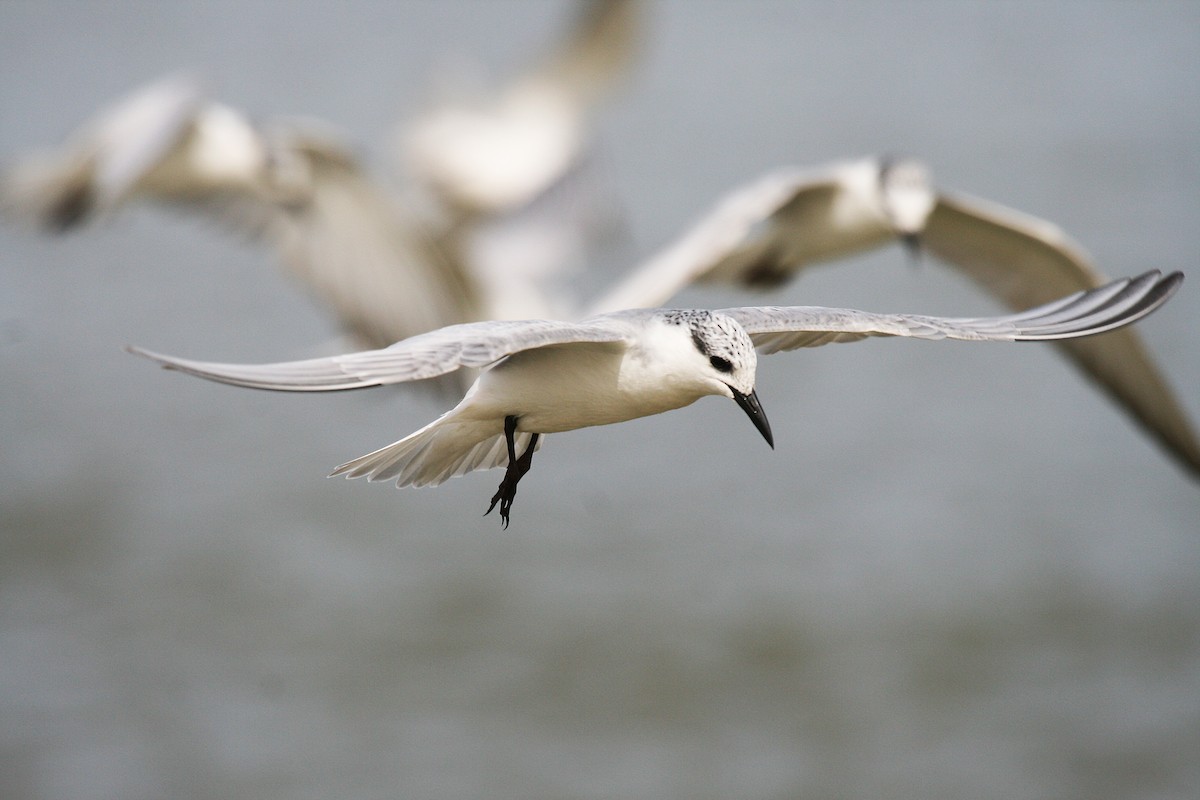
[709,356,733,373]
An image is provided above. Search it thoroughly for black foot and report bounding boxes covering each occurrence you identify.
[485,467,522,528]
[484,416,539,528]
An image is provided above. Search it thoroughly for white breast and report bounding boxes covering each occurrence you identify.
[463,322,716,434]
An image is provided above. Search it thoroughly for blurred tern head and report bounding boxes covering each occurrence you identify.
[129,270,1182,527]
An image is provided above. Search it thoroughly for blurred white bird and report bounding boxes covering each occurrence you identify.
[591,157,1200,478]
[129,270,1183,526]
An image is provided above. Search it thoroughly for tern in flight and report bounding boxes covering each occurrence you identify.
[129,270,1182,527]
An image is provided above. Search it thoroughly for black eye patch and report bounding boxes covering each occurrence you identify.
[709,355,733,373]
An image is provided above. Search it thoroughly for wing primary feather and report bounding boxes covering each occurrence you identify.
[1011,270,1182,340]
[723,270,1182,351]
[1004,273,1139,331]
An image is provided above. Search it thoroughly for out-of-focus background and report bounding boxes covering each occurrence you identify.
[1,2,1197,798]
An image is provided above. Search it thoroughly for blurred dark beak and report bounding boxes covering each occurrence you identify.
[901,232,923,266]
[732,388,774,449]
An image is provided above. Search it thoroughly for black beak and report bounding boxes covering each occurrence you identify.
[732,388,774,449]
[900,232,923,266]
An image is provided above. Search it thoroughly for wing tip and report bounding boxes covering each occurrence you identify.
[124,344,178,370]
[1018,269,1183,340]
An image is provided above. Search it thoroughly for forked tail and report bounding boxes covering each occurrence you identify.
[329,412,542,488]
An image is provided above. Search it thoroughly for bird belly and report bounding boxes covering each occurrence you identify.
[467,344,701,434]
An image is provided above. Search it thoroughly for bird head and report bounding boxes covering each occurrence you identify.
[678,310,774,448]
[878,156,936,260]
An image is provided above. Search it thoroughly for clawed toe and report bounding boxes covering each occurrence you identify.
[485,476,518,528]
[484,416,539,528]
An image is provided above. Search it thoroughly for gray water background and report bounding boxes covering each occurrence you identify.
[1,2,1198,798]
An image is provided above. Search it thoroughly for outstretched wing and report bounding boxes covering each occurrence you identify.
[127,318,633,391]
[720,270,1182,353]
[923,192,1200,476]
[587,164,850,314]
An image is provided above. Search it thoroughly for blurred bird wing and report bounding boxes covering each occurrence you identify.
[128,317,634,391]
[1,73,205,224]
[265,134,481,351]
[402,1,640,214]
[924,191,1104,307]
[86,73,208,204]
[525,0,643,109]
[588,165,848,314]
[924,192,1200,475]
